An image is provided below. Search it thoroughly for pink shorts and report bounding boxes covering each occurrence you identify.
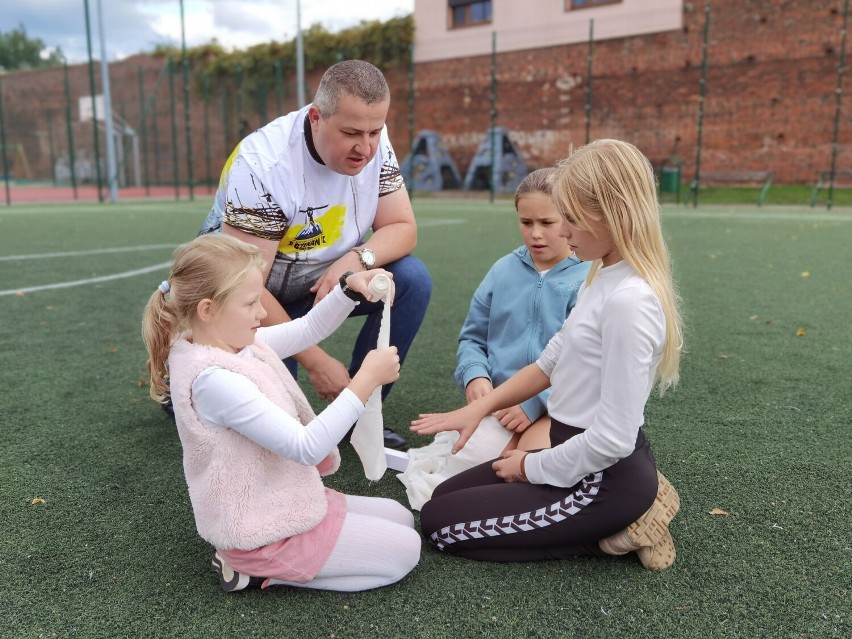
[216,488,346,584]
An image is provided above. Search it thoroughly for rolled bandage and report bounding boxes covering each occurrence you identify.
[367,273,392,304]
[350,272,394,480]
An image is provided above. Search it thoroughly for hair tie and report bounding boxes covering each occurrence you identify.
[158,280,170,295]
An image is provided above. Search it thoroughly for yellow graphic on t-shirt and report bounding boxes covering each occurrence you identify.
[278,203,346,254]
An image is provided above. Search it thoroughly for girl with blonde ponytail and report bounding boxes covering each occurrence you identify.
[142,234,420,593]
[413,140,683,572]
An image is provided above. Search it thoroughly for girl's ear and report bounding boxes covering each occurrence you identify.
[196,298,215,322]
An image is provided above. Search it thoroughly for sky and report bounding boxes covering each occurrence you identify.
[4,0,414,64]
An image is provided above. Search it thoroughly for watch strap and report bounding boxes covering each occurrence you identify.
[338,271,366,303]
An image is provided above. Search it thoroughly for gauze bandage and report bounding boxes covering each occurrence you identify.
[350,274,393,480]
[397,415,513,510]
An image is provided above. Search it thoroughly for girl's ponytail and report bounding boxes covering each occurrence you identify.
[142,281,180,403]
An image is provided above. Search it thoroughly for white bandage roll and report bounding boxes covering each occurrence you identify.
[350,273,393,480]
[367,273,391,299]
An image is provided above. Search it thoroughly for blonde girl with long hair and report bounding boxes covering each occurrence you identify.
[143,234,419,592]
[412,139,683,571]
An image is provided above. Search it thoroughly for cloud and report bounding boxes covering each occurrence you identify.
[3,0,413,63]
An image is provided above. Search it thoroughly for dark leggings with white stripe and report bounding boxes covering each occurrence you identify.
[419,421,658,562]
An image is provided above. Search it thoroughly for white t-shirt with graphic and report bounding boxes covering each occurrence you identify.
[200,104,404,304]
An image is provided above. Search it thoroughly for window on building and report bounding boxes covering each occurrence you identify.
[449,0,492,28]
[567,0,622,10]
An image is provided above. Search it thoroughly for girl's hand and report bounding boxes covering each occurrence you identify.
[349,346,399,403]
[411,404,482,453]
[492,449,529,483]
[494,405,532,432]
[345,269,395,304]
[465,378,493,404]
[360,346,400,386]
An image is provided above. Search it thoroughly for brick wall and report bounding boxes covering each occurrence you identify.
[410,0,851,183]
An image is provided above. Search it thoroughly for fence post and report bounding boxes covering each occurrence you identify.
[83,0,104,202]
[408,42,416,198]
[202,74,213,192]
[64,61,79,199]
[274,60,283,115]
[585,19,594,145]
[180,0,194,201]
[0,77,11,206]
[828,0,850,210]
[137,67,150,196]
[691,2,711,208]
[168,58,181,200]
[490,31,497,204]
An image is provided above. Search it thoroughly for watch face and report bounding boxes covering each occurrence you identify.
[361,249,376,267]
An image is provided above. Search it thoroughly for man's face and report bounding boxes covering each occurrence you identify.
[309,92,390,176]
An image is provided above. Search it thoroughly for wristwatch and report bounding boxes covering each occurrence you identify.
[338,271,366,302]
[351,247,376,269]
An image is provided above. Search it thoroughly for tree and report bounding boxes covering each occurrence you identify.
[0,25,64,72]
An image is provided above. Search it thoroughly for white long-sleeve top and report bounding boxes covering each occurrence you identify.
[524,260,666,488]
[191,286,365,466]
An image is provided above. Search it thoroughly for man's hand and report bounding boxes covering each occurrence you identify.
[465,377,493,404]
[310,251,363,305]
[494,405,532,433]
[303,351,351,401]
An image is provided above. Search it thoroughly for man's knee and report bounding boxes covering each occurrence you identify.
[387,255,432,307]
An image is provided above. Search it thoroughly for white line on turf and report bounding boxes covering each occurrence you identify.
[0,261,172,297]
[0,244,178,261]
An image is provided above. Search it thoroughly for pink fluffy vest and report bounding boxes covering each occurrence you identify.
[168,336,333,550]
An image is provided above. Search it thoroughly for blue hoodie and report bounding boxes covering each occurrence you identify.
[455,246,591,422]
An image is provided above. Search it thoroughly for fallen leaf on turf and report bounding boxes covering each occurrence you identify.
[796,327,806,336]
[800,271,810,278]
[709,508,729,516]
[106,346,118,353]
[15,291,24,297]
[137,378,148,387]
[749,315,758,321]
[31,497,45,505]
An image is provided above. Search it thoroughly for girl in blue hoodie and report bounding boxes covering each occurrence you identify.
[399,169,590,508]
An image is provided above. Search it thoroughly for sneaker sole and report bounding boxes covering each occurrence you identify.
[626,471,681,571]
[211,551,251,592]
[637,526,677,571]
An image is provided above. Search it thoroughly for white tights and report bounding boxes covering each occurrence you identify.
[267,495,421,592]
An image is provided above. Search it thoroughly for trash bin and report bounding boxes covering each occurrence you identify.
[660,166,681,193]
[659,165,681,203]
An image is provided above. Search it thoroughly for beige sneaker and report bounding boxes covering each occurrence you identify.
[600,470,681,571]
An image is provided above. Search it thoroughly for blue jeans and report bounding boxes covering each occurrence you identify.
[282,255,432,400]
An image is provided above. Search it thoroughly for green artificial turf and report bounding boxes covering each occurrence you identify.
[0,199,849,638]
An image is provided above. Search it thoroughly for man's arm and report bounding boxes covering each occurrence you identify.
[221,224,351,400]
[310,186,418,302]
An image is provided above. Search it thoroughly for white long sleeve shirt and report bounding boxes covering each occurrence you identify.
[524,260,666,488]
[191,286,365,466]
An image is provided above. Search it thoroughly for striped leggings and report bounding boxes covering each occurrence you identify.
[419,421,658,562]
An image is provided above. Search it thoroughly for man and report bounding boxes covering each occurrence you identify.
[198,59,431,451]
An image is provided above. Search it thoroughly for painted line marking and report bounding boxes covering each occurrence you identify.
[0,261,172,297]
[0,244,177,262]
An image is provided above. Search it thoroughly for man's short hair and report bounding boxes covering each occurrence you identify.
[313,60,389,117]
